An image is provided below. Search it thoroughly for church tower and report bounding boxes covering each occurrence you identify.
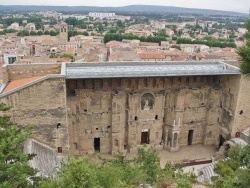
[59,22,68,42]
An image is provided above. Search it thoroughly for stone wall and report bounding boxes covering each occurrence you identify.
[66,75,239,154]
[1,63,61,81]
[24,139,59,176]
[232,75,250,136]
[0,77,68,153]
[216,75,241,143]
[0,67,242,156]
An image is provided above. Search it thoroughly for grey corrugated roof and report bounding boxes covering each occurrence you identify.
[65,61,240,79]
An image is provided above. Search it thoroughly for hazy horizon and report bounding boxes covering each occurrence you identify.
[1,0,250,13]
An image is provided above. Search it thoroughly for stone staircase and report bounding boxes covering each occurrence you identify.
[24,139,62,177]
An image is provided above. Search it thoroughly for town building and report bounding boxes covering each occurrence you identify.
[88,12,115,19]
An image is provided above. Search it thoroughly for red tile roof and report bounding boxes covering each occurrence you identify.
[3,76,43,93]
[138,52,165,59]
[64,48,75,55]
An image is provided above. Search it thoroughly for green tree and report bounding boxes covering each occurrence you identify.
[37,30,44,36]
[212,144,250,188]
[17,30,29,36]
[64,17,79,27]
[108,28,117,34]
[116,20,123,28]
[80,23,87,29]
[237,20,250,74]
[135,148,162,184]
[68,30,77,38]
[82,31,89,36]
[40,148,196,188]
[49,30,58,36]
[29,31,37,36]
[156,29,168,38]
[60,54,75,62]
[44,30,50,35]
[0,103,37,188]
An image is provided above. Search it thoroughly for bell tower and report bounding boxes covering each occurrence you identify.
[59,22,68,42]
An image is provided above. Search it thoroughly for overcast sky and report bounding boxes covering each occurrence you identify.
[1,0,250,13]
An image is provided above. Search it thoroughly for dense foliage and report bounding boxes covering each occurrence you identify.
[104,33,166,44]
[177,37,236,48]
[237,20,250,74]
[39,148,196,188]
[0,103,37,188]
[212,144,250,188]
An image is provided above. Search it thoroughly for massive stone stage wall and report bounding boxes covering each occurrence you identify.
[66,75,240,155]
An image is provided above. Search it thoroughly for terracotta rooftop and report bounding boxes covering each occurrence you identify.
[138,52,165,59]
[64,48,75,55]
[2,76,43,93]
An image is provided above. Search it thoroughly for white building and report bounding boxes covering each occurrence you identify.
[25,23,36,31]
[8,22,20,30]
[88,12,115,19]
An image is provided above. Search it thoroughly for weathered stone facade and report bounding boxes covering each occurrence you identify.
[0,62,246,156]
[66,75,241,155]
[0,64,68,153]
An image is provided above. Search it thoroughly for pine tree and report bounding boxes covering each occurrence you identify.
[0,103,37,188]
[237,20,250,74]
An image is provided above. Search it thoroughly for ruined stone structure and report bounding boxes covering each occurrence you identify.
[0,61,248,156]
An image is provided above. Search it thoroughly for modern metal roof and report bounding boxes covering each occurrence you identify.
[65,61,240,79]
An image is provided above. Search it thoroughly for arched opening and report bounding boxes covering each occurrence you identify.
[173,133,178,147]
[188,130,194,145]
[141,93,155,110]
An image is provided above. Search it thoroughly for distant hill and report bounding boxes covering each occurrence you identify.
[0,5,247,16]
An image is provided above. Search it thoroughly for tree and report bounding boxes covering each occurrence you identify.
[116,20,123,28]
[17,30,29,36]
[135,148,162,184]
[64,17,79,27]
[156,29,168,38]
[237,20,250,74]
[108,28,117,34]
[60,54,75,62]
[80,23,87,29]
[37,30,44,36]
[39,148,196,188]
[212,144,250,188]
[44,30,50,35]
[29,31,37,36]
[49,30,58,36]
[82,31,89,36]
[0,103,37,188]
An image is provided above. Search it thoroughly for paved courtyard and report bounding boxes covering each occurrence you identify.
[94,144,217,168]
[158,144,217,167]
